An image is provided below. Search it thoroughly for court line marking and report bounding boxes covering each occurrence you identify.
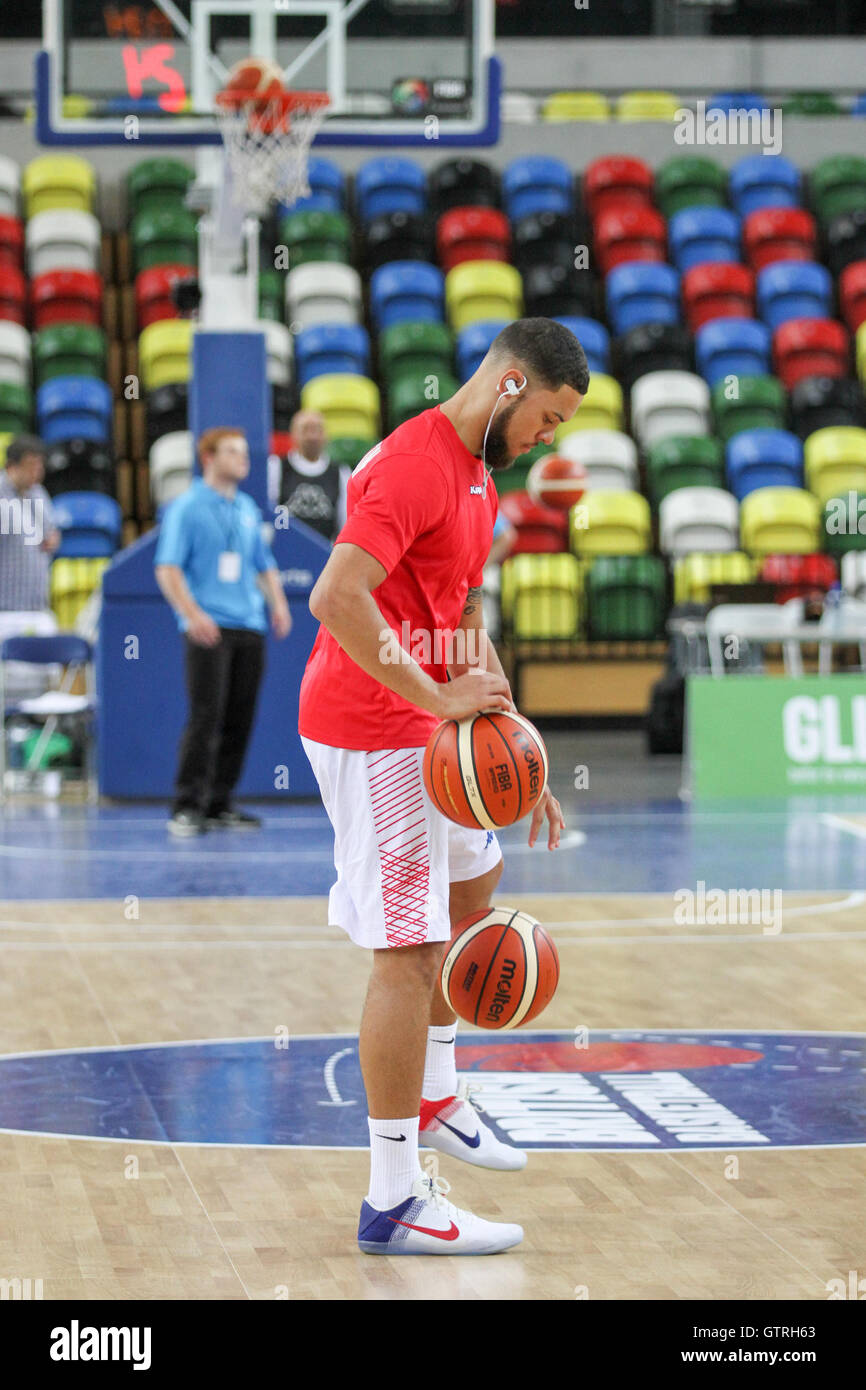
[821,812,866,840]
[4,930,866,948]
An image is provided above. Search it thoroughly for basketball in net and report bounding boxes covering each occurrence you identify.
[526,452,588,511]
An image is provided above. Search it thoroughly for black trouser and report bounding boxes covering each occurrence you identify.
[172,626,266,816]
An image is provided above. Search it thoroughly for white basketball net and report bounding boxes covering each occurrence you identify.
[215,92,329,215]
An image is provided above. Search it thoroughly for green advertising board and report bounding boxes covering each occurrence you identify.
[687,674,866,797]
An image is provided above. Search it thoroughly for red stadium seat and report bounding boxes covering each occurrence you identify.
[759,553,838,603]
[436,206,511,273]
[772,317,849,390]
[584,156,653,220]
[134,263,196,331]
[743,207,816,273]
[0,215,24,272]
[839,260,866,333]
[594,204,667,275]
[499,490,569,554]
[30,269,102,329]
[0,265,27,326]
[270,431,294,457]
[682,261,755,332]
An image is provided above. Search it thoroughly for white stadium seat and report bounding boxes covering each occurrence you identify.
[631,370,711,449]
[557,428,639,492]
[286,263,362,330]
[26,208,101,276]
[659,485,740,555]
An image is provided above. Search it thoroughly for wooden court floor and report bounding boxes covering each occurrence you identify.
[0,891,864,1301]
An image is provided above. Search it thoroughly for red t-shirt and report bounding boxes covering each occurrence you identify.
[298,406,498,750]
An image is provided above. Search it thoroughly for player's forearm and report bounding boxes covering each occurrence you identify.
[155,565,200,621]
[313,588,445,716]
[260,567,288,612]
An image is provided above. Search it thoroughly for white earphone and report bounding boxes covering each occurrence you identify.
[480,374,527,496]
[503,375,526,397]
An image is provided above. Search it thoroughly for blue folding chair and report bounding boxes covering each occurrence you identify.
[355,158,427,224]
[668,207,741,272]
[52,492,122,558]
[370,261,445,331]
[456,320,511,382]
[294,323,371,388]
[756,260,833,332]
[729,155,801,217]
[555,317,610,374]
[0,634,97,801]
[726,428,804,501]
[695,317,772,387]
[606,262,680,336]
[503,157,573,222]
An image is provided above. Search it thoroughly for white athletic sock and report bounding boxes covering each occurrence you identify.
[366,1116,423,1210]
[422,1024,458,1102]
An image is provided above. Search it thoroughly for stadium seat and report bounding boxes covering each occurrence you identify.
[659,486,740,555]
[756,260,833,331]
[594,204,667,275]
[645,435,725,507]
[789,375,866,438]
[139,319,194,391]
[557,429,638,491]
[33,324,106,386]
[355,158,426,223]
[455,320,508,382]
[0,382,32,433]
[654,156,727,218]
[280,157,346,216]
[499,553,582,639]
[740,486,821,555]
[785,92,840,117]
[587,555,667,638]
[52,492,122,558]
[570,490,651,556]
[743,207,817,272]
[428,159,500,217]
[327,437,371,470]
[759,553,838,602]
[369,261,443,330]
[280,209,351,268]
[363,211,433,273]
[0,265,26,326]
[583,156,653,219]
[523,262,595,319]
[445,261,522,332]
[381,319,454,384]
[499,444,548,498]
[50,557,109,629]
[804,426,866,504]
[512,211,578,274]
[631,370,711,448]
[707,91,767,116]
[30,269,102,330]
[543,92,610,122]
[839,260,866,333]
[502,157,573,222]
[287,262,363,329]
[712,374,787,442]
[682,262,755,332]
[0,215,24,271]
[295,323,371,388]
[258,269,283,323]
[145,382,188,449]
[772,317,849,390]
[0,156,19,218]
[556,373,623,435]
[258,320,292,386]
[36,376,112,444]
[131,206,198,274]
[0,432,12,465]
[673,550,756,603]
[436,207,511,273]
[616,91,680,122]
[387,370,459,428]
[615,322,693,392]
[126,159,193,219]
[695,317,772,387]
[0,321,31,387]
[134,263,196,330]
[605,262,680,336]
[272,384,294,431]
[810,156,866,223]
[300,374,381,440]
[499,491,569,554]
[725,428,804,501]
[729,154,801,218]
[26,210,101,276]
[23,155,95,217]
[150,431,193,506]
[668,207,741,273]
[43,437,114,497]
[824,208,866,277]
[841,551,866,596]
[859,322,866,384]
[556,317,610,374]
[823,491,866,556]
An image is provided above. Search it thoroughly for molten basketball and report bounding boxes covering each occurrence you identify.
[221,56,286,104]
[441,906,560,1029]
[526,452,588,511]
[423,709,548,829]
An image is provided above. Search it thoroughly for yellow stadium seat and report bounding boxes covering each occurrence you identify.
[804,426,866,505]
[0,432,12,467]
[740,486,821,556]
[62,95,95,119]
[542,92,611,122]
[50,558,109,628]
[445,261,523,332]
[138,319,193,391]
[499,553,582,639]
[570,490,651,556]
[301,374,381,441]
[617,90,681,122]
[22,155,96,218]
[555,374,624,437]
[673,551,757,604]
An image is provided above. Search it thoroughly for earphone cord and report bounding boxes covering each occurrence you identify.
[480,393,507,499]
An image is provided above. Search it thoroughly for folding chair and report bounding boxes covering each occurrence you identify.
[0,633,97,801]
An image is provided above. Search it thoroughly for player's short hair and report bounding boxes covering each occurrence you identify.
[488,318,590,396]
[5,434,46,467]
[197,427,246,463]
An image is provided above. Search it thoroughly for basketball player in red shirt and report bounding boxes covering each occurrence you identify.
[299,319,589,1254]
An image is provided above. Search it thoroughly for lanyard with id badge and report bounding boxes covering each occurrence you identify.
[217,497,243,583]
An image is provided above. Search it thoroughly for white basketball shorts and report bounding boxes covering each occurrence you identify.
[300,737,503,950]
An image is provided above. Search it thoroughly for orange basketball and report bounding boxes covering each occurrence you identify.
[221,56,286,104]
[441,906,560,1029]
[526,452,588,511]
[422,709,548,829]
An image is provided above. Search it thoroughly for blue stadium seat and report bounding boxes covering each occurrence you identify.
[456,320,510,382]
[725,428,804,501]
[695,317,772,387]
[668,207,741,272]
[729,154,801,217]
[502,157,573,222]
[605,262,680,336]
[756,260,834,332]
[555,317,611,374]
[707,91,767,116]
[294,323,371,387]
[287,156,346,214]
[52,491,122,558]
[36,376,112,444]
[355,158,426,224]
[370,261,445,331]
[853,95,866,117]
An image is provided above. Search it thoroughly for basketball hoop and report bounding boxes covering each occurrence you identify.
[215,84,330,215]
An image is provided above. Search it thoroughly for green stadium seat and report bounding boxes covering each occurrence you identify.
[784,93,841,117]
[279,210,351,269]
[131,206,198,274]
[33,323,107,385]
[823,491,866,556]
[379,320,454,384]
[587,554,667,638]
[388,370,460,429]
[126,159,194,218]
[327,437,372,469]
[645,435,725,507]
[654,156,727,218]
[711,374,787,443]
[810,156,866,223]
[0,381,32,432]
[258,269,284,323]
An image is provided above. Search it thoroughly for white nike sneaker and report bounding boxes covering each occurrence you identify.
[357,1171,523,1256]
[419,1079,527,1171]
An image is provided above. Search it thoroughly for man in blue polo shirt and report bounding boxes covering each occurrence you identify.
[155,427,291,837]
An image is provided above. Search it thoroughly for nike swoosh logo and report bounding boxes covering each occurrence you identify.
[376,1134,406,1142]
[388,1217,460,1241]
[437,1117,481,1148]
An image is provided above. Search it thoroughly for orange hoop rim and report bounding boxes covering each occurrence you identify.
[215,86,330,115]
